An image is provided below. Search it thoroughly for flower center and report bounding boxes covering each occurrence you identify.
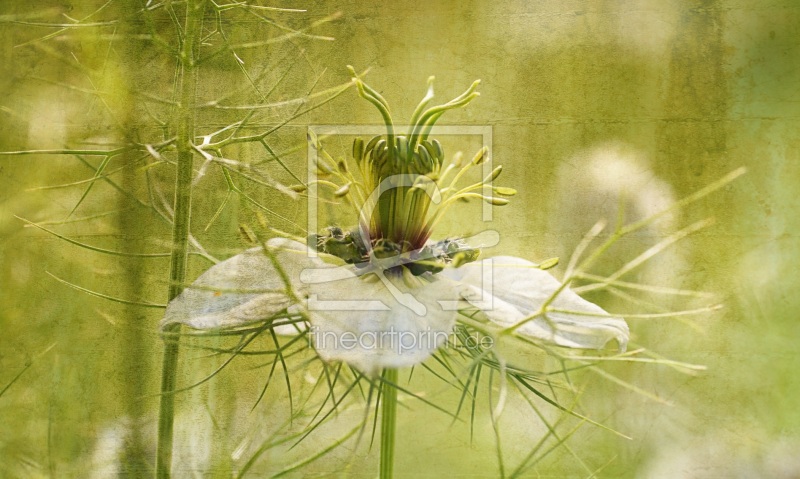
[309,227,480,277]
[305,69,517,276]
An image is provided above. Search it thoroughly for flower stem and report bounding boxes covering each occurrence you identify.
[380,368,398,479]
[156,1,205,477]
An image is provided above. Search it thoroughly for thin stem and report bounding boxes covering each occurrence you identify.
[156,1,205,478]
[380,368,398,479]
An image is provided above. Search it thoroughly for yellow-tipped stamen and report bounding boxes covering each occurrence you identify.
[445,146,487,194]
[334,182,352,197]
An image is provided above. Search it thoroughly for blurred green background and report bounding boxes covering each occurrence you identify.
[1,1,798,477]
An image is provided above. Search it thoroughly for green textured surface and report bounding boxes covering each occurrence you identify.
[1,1,798,477]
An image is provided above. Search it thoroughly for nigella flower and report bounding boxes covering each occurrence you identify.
[162,69,629,376]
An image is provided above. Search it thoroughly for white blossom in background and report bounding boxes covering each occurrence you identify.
[553,142,687,287]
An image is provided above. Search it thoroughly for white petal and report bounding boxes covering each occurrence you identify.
[304,269,459,377]
[162,238,459,375]
[450,256,629,351]
[161,238,329,330]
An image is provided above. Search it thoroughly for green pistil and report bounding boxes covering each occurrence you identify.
[359,134,443,248]
[339,69,503,261]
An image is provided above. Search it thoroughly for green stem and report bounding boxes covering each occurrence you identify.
[380,368,398,479]
[156,1,205,478]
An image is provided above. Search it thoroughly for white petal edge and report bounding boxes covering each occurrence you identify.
[160,238,327,331]
[449,256,629,351]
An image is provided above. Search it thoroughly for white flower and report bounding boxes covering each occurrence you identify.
[161,73,629,376]
[162,239,628,376]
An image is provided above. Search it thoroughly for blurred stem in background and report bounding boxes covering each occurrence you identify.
[119,155,150,473]
[118,2,151,474]
[156,0,205,477]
